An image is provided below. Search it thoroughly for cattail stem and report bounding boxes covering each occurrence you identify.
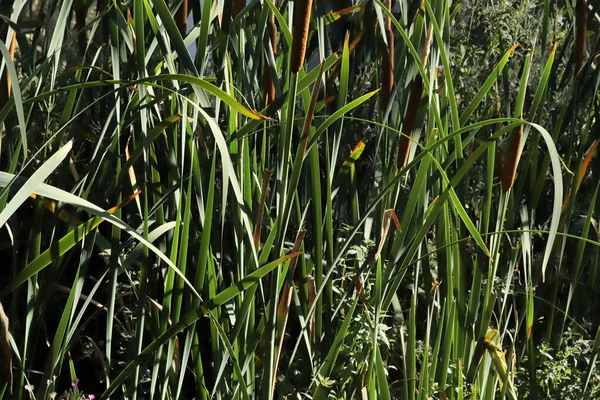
[575,0,587,76]
[291,0,313,73]
[502,125,524,192]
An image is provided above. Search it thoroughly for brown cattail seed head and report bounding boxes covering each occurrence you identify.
[502,125,524,192]
[263,64,276,105]
[397,74,423,169]
[263,11,278,105]
[176,0,188,37]
[291,0,313,73]
[575,0,587,75]
[381,28,394,112]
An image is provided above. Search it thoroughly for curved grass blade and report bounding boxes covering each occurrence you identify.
[0,173,200,299]
[28,74,266,121]
[529,122,563,280]
[0,140,73,229]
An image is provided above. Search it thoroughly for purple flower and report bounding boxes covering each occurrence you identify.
[87,395,96,400]
[71,378,80,388]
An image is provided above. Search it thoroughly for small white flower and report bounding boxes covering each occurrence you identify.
[50,392,57,400]
[24,383,34,392]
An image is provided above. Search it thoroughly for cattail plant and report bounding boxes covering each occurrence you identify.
[380,0,394,111]
[501,125,524,192]
[263,10,277,105]
[1,1,594,399]
[397,22,432,169]
[291,0,313,73]
[575,0,587,75]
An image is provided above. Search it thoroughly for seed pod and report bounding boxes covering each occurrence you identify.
[263,10,277,105]
[381,28,394,112]
[291,0,313,73]
[234,0,245,17]
[263,65,275,106]
[501,125,524,192]
[397,74,423,169]
[176,0,188,37]
[422,22,434,67]
[575,0,587,75]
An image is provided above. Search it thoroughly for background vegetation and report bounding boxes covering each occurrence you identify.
[0,0,599,398]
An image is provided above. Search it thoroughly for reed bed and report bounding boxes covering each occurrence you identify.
[0,0,598,399]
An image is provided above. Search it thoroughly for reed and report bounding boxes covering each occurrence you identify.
[0,1,594,399]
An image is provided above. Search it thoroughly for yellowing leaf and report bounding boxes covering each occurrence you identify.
[323,5,363,25]
[339,140,366,175]
[484,328,508,380]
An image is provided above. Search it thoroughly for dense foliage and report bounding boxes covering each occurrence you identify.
[0,0,599,399]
